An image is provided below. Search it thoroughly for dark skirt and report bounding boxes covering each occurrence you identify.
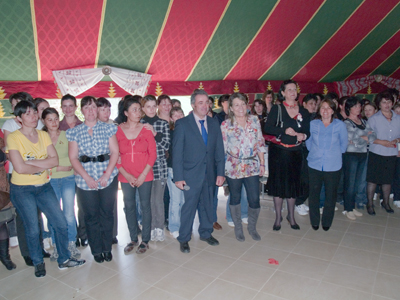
[367,152,396,184]
[266,143,304,198]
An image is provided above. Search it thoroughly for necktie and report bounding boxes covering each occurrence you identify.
[199,120,208,146]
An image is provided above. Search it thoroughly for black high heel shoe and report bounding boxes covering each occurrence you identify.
[312,225,319,231]
[367,204,376,216]
[381,202,394,213]
[286,216,300,230]
[273,216,283,231]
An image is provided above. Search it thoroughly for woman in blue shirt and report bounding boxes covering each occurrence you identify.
[306,99,348,231]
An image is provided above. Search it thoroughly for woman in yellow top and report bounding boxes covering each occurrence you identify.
[7,101,85,278]
[41,107,80,260]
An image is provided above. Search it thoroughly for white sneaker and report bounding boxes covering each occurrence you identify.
[9,236,19,248]
[227,221,234,227]
[352,209,363,217]
[50,246,59,262]
[241,218,248,224]
[373,193,378,201]
[150,230,156,241]
[295,204,308,216]
[343,211,356,220]
[393,200,400,208]
[390,193,394,199]
[320,207,323,214]
[170,231,179,239]
[156,228,165,242]
[43,238,51,250]
[335,206,338,211]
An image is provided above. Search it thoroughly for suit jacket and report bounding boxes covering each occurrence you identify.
[173,113,225,189]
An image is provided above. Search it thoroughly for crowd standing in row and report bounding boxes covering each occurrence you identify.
[0,82,399,277]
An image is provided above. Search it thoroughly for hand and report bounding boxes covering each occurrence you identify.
[360,135,368,141]
[84,176,98,189]
[97,172,111,187]
[143,123,156,136]
[216,176,225,186]
[285,127,296,136]
[296,133,305,142]
[125,173,138,187]
[383,140,396,148]
[175,180,186,190]
[259,165,265,176]
[57,165,73,172]
[135,173,146,187]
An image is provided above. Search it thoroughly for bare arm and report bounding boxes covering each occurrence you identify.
[25,144,58,169]
[68,140,97,189]
[9,149,44,174]
[97,134,119,187]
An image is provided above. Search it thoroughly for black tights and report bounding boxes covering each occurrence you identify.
[367,182,392,208]
[0,223,9,240]
[273,197,297,226]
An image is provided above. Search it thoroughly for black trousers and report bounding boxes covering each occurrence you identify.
[308,167,341,228]
[226,175,260,209]
[76,177,118,255]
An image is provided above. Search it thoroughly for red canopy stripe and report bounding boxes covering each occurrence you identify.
[184,0,231,81]
[293,0,399,82]
[347,30,400,80]
[390,66,400,78]
[146,0,230,81]
[225,0,324,81]
[34,0,104,81]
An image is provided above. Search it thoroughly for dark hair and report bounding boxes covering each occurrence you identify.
[385,88,399,100]
[344,96,362,116]
[141,94,157,107]
[302,93,317,104]
[262,90,274,102]
[171,99,181,106]
[338,96,349,108]
[374,91,394,110]
[191,89,209,105]
[97,97,111,108]
[157,94,172,106]
[313,93,325,101]
[41,108,60,132]
[325,92,339,103]
[123,95,142,113]
[228,93,248,122]
[9,92,33,104]
[61,94,77,106]
[277,79,298,102]
[169,107,185,130]
[218,94,230,107]
[80,96,97,109]
[315,99,337,123]
[33,98,49,108]
[115,96,128,125]
[14,100,37,118]
[251,99,266,116]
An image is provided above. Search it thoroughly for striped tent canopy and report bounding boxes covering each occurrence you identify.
[1,0,400,99]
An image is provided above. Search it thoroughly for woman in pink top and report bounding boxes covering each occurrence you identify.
[116,97,157,254]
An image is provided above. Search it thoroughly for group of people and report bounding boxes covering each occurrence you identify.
[0,81,399,277]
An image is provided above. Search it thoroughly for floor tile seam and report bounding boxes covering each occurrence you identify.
[382,236,400,243]
[133,285,186,300]
[319,278,378,296]
[0,267,36,284]
[250,290,287,300]
[150,251,197,268]
[212,277,262,293]
[179,263,234,281]
[300,235,344,247]
[336,244,386,255]
[344,229,387,239]
[270,268,324,283]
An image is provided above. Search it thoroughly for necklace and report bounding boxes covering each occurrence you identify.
[283,101,297,109]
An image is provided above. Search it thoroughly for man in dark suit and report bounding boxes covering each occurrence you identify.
[173,89,225,253]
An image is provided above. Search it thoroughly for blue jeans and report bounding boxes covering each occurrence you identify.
[50,175,77,242]
[167,168,185,233]
[10,182,70,265]
[343,153,367,211]
[226,183,248,222]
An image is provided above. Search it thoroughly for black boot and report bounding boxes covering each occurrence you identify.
[0,239,16,270]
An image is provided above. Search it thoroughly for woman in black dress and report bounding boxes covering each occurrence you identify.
[264,80,310,231]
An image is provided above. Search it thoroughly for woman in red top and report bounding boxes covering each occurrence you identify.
[116,97,157,254]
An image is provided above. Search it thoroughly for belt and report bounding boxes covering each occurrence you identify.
[227,152,257,161]
[79,154,110,163]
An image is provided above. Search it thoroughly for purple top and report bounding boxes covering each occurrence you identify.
[59,115,83,131]
[368,110,400,156]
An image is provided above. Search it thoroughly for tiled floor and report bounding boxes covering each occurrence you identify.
[1,190,400,300]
